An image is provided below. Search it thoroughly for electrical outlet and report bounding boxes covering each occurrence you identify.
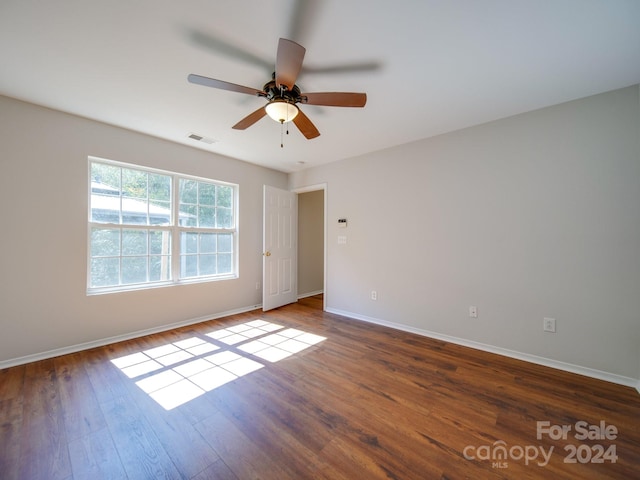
[256,282,261,290]
[371,290,377,301]
[543,317,556,333]
[469,306,478,318]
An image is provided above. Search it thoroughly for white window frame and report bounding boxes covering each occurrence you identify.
[87,157,239,295]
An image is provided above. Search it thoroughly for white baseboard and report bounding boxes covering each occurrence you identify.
[298,290,323,299]
[327,307,639,391]
[0,304,262,370]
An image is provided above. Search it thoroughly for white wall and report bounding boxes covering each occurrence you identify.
[0,95,287,365]
[290,85,640,384]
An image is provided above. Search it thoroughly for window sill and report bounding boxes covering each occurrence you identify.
[86,274,238,296]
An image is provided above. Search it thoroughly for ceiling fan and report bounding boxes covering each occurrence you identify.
[188,38,367,140]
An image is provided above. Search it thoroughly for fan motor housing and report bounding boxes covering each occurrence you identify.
[263,79,302,104]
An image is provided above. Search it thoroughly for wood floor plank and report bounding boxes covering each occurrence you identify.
[209,380,338,478]
[195,411,293,480]
[0,365,25,480]
[0,396,23,480]
[0,363,25,398]
[18,359,72,480]
[82,348,132,405]
[287,363,473,479]
[172,389,220,426]
[318,434,444,480]
[100,395,182,479]
[191,458,239,480]
[124,378,222,478]
[67,427,127,479]
[222,370,335,454]
[54,351,108,442]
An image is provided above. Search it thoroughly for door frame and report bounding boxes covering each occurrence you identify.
[293,183,327,312]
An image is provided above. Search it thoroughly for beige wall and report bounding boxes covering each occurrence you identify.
[0,95,288,365]
[290,85,640,384]
[298,190,324,296]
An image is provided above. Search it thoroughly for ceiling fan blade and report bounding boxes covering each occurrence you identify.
[188,74,264,96]
[187,30,273,73]
[302,61,381,75]
[287,0,320,44]
[301,92,367,107]
[293,108,320,139]
[232,107,267,130]
[275,38,305,91]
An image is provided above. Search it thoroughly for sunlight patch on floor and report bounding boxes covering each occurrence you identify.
[238,329,326,362]
[110,320,326,410]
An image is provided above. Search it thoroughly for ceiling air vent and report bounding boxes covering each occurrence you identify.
[188,133,217,144]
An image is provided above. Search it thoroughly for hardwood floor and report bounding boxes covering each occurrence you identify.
[1,295,639,479]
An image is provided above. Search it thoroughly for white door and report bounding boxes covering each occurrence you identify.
[263,185,298,311]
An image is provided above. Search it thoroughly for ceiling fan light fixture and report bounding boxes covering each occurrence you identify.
[265,99,299,123]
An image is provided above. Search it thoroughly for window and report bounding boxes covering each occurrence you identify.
[88,158,237,293]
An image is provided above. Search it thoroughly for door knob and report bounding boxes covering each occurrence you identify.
[263,251,271,257]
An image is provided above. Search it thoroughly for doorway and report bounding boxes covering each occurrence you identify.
[296,185,326,309]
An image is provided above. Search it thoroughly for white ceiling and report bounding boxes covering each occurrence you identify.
[1,1,639,173]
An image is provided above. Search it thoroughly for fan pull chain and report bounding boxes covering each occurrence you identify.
[279,103,291,148]
[286,100,290,137]
[278,85,290,148]
[279,85,284,148]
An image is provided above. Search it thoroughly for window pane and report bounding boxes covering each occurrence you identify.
[200,233,216,253]
[91,162,121,191]
[217,185,232,208]
[179,204,197,227]
[150,231,170,255]
[180,179,197,204]
[178,179,227,229]
[200,255,216,275]
[91,229,120,256]
[150,255,170,281]
[149,174,170,202]
[186,233,198,254]
[122,191,153,225]
[181,232,198,254]
[91,166,172,227]
[91,163,121,224]
[217,234,232,253]
[122,230,147,255]
[122,168,148,199]
[216,208,232,228]
[90,257,120,287]
[122,256,148,284]
[91,195,121,223]
[150,200,171,225]
[217,254,232,274]
[198,206,215,227]
[181,255,198,278]
[199,183,216,206]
